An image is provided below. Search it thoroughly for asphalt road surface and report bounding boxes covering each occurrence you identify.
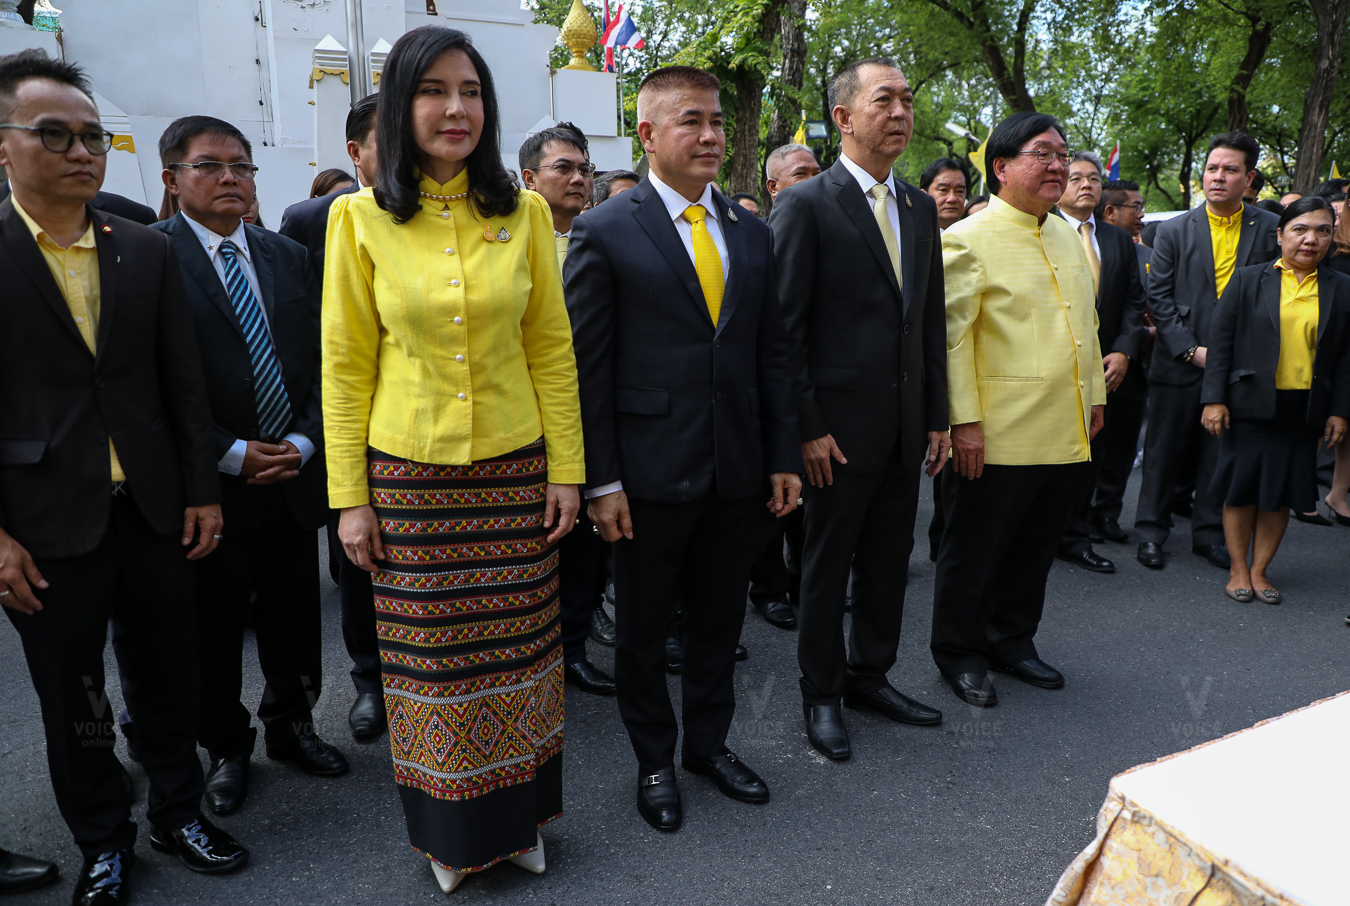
[3,470,1348,905]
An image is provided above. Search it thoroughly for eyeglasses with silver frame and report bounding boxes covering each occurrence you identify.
[170,161,259,181]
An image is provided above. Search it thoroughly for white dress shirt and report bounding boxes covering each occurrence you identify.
[181,214,314,475]
[1060,208,1101,259]
[839,153,902,265]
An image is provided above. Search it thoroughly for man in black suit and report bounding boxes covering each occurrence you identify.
[153,115,347,817]
[0,49,246,904]
[1055,152,1148,572]
[566,66,802,832]
[0,178,157,225]
[770,58,949,761]
[276,94,388,741]
[1135,132,1281,569]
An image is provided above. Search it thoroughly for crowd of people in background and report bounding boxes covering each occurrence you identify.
[1,26,1348,905]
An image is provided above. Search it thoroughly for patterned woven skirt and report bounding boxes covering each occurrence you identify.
[368,439,563,873]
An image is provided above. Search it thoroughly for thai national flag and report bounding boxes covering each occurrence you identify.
[602,2,645,72]
[1106,141,1120,181]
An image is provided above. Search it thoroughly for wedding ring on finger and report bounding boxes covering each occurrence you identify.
[0,590,10,598]
[212,534,223,540]
[797,498,804,506]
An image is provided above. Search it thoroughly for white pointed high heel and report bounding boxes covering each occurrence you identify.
[508,833,546,874]
[430,861,467,893]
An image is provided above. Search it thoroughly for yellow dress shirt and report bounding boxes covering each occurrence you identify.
[942,194,1106,465]
[1207,207,1243,299]
[1273,261,1318,391]
[555,232,569,271]
[322,172,585,508]
[12,196,125,482]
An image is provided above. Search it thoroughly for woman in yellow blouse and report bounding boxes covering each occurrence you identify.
[321,26,583,892]
[1202,197,1350,604]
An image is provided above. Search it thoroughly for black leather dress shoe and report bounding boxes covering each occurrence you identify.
[1193,542,1231,569]
[149,816,247,874]
[803,703,851,760]
[636,768,682,832]
[349,692,387,741]
[664,636,683,674]
[565,660,616,695]
[752,597,797,629]
[204,755,248,816]
[590,604,616,647]
[1137,542,1164,569]
[844,685,942,726]
[1057,548,1116,573]
[946,672,998,707]
[0,848,58,894]
[1295,510,1334,526]
[1094,517,1129,543]
[681,750,769,803]
[72,850,132,904]
[991,657,1064,689]
[265,729,350,777]
[734,643,749,662]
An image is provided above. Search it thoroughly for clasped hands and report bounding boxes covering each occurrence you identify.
[243,439,302,485]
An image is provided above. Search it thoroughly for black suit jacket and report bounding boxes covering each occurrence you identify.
[768,160,947,475]
[277,183,360,281]
[1148,203,1281,386]
[1058,213,1148,362]
[0,180,157,226]
[1201,261,1350,425]
[152,214,327,529]
[564,177,802,502]
[0,201,220,558]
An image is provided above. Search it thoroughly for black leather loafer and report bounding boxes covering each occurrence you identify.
[843,685,942,726]
[0,848,58,895]
[636,768,682,832]
[149,817,247,874]
[72,850,132,905]
[992,657,1065,689]
[1057,548,1116,573]
[946,672,998,707]
[681,750,769,804]
[265,729,349,777]
[203,755,249,816]
[664,636,683,675]
[1094,517,1129,543]
[803,703,851,760]
[349,692,387,741]
[753,597,797,630]
[734,643,749,662]
[1137,542,1164,569]
[1193,542,1231,569]
[565,660,616,695]
[590,604,616,646]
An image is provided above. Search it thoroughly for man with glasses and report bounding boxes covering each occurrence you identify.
[0,51,245,903]
[1100,179,1147,243]
[151,115,346,818]
[931,112,1106,708]
[0,122,157,226]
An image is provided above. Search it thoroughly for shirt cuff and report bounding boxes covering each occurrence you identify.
[219,439,247,476]
[284,432,316,468]
[584,481,623,499]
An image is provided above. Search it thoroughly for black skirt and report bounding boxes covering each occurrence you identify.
[1209,390,1319,512]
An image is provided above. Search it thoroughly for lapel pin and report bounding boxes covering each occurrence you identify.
[102,225,112,233]
[904,193,912,208]
[496,227,511,242]
[726,206,738,222]
[483,225,495,241]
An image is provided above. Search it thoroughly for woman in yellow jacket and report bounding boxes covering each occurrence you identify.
[321,26,583,892]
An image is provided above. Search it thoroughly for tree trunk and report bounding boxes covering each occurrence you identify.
[762,0,807,216]
[1292,0,1350,193]
[925,0,1038,113]
[1178,141,1195,211]
[1226,15,1273,133]
[728,71,764,196]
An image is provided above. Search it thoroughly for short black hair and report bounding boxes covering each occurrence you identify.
[518,122,588,172]
[1205,131,1260,173]
[985,111,1066,195]
[1248,170,1266,193]
[346,93,379,145]
[1278,194,1335,232]
[730,192,758,205]
[1099,179,1141,216]
[593,169,639,206]
[828,57,901,112]
[1253,198,1284,215]
[158,115,253,169]
[919,157,971,193]
[0,48,94,120]
[1314,178,1350,197]
[966,194,989,209]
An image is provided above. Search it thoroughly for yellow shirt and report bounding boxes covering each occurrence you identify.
[322,172,585,508]
[12,196,125,482]
[1273,261,1318,390]
[943,194,1106,465]
[1207,207,1242,299]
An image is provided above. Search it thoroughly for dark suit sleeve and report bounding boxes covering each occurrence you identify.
[921,207,949,432]
[1111,235,1148,361]
[155,238,222,507]
[563,214,621,492]
[1199,272,1242,406]
[755,230,804,475]
[768,187,828,442]
[1147,219,1199,361]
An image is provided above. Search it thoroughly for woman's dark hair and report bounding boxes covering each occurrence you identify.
[1277,195,1335,233]
[374,26,518,224]
[984,111,1066,195]
[965,194,990,210]
[310,168,355,198]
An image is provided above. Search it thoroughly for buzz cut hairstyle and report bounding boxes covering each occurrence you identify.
[827,57,904,113]
[765,142,816,180]
[635,66,720,123]
[0,48,95,121]
[1100,179,1140,209]
[518,121,589,173]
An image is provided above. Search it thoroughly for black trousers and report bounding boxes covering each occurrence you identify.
[196,479,322,760]
[797,449,920,706]
[326,515,381,695]
[7,492,204,856]
[1090,365,1148,525]
[1134,379,1224,547]
[559,509,608,665]
[927,470,945,558]
[748,505,803,605]
[612,494,758,773]
[1061,370,1147,553]
[931,463,1079,678]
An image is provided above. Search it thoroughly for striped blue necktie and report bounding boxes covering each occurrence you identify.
[218,240,292,441]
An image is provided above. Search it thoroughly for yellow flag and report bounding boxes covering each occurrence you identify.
[793,114,807,145]
[1332,161,1342,180]
[967,134,990,190]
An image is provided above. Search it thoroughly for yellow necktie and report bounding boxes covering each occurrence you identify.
[556,234,569,270]
[1078,221,1101,293]
[868,184,901,289]
[682,204,724,327]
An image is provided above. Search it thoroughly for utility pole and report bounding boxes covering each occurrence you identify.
[345,0,372,103]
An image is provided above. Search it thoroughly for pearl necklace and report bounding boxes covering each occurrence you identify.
[420,189,470,202]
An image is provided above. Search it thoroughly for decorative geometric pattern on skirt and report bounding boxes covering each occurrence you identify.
[368,440,564,804]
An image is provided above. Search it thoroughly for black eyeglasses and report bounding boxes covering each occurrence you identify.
[528,161,596,178]
[1019,149,1074,167]
[170,161,259,181]
[0,123,116,155]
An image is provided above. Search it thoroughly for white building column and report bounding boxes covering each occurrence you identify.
[311,34,351,175]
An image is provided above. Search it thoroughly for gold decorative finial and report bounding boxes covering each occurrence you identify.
[560,0,598,71]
